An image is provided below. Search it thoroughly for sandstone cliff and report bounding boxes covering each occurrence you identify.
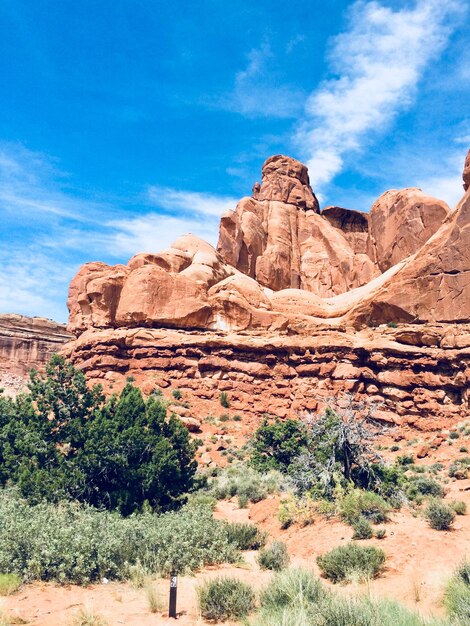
[0,314,70,394]
[63,149,470,427]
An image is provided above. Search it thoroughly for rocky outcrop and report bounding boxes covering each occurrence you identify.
[348,186,470,325]
[367,188,449,272]
[64,148,470,426]
[321,206,370,255]
[0,314,70,393]
[63,324,470,430]
[217,156,379,296]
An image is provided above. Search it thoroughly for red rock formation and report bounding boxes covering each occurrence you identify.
[63,324,470,429]
[64,148,470,426]
[217,155,379,296]
[367,188,449,272]
[0,314,70,394]
[464,149,470,191]
[348,185,470,325]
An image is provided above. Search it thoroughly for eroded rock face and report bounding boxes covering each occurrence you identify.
[256,154,319,210]
[63,324,470,429]
[217,155,379,296]
[367,188,449,272]
[64,148,470,425]
[348,187,470,325]
[0,314,71,394]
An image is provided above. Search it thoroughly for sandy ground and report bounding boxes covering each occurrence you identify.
[3,436,470,625]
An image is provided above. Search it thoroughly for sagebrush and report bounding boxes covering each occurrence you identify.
[0,491,238,583]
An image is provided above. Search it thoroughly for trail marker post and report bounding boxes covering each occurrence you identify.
[169,571,178,618]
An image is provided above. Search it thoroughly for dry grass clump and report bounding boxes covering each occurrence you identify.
[70,606,109,626]
[316,542,386,583]
[197,576,255,622]
[0,574,21,596]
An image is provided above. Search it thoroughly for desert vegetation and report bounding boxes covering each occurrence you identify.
[0,356,197,514]
[251,567,447,626]
[1,357,470,624]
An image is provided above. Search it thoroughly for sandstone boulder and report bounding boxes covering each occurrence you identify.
[367,188,449,272]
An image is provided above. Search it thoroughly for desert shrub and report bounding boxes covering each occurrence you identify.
[197,576,255,622]
[186,492,217,510]
[171,389,182,400]
[278,494,316,529]
[146,583,162,613]
[339,489,390,525]
[220,392,230,408]
[287,408,390,499]
[0,574,20,596]
[225,522,267,550]
[0,357,197,514]
[219,413,230,422]
[253,568,442,626]
[0,491,238,583]
[127,560,147,588]
[387,321,398,328]
[425,499,455,530]
[449,431,460,440]
[257,541,290,571]
[233,414,242,421]
[259,568,325,612]
[449,458,470,479]
[390,445,400,452]
[250,418,309,473]
[207,465,285,504]
[397,455,414,466]
[460,446,469,453]
[444,561,470,623]
[238,493,249,508]
[352,517,373,540]
[406,476,444,500]
[375,528,386,539]
[316,542,386,583]
[450,500,467,515]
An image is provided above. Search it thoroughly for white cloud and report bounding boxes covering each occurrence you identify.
[0,142,102,222]
[104,185,239,258]
[147,186,237,217]
[295,0,465,191]
[0,248,73,322]
[106,213,220,257]
[220,42,305,119]
[416,151,467,207]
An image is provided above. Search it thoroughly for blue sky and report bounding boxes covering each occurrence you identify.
[0,0,469,322]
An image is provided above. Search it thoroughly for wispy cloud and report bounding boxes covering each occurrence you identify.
[106,213,220,257]
[295,0,465,191]
[416,151,467,207]
[104,185,236,256]
[147,185,237,217]
[0,144,236,319]
[0,143,99,221]
[219,42,305,119]
[0,247,75,321]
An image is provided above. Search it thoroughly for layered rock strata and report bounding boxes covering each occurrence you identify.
[0,314,70,393]
[64,149,470,425]
[63,324,470,429]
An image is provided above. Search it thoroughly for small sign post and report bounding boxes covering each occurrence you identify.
[169,571,177,619]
